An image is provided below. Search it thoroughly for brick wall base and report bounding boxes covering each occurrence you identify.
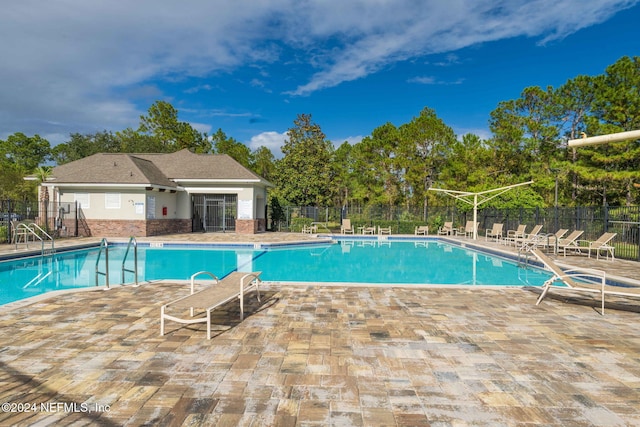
[82,219,191,237]
[236,219,266,234]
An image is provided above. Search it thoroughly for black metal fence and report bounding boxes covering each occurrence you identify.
[1,200,81,244]
[270,204,640,261]
[3,199,639,261]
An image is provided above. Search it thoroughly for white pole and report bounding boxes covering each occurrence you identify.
[568,130,640,147]
[473,194,478,240]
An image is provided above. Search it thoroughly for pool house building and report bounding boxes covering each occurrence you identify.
[42,149,272,237]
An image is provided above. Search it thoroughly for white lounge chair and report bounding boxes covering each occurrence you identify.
[378,225,392,235]
[301,224,317,234]
[531,249,639,315]
[160,271,261,339]
[459,221,478,238]
[414,225,429,235]
[525,229,568,252]
[579,232,617,260]
[515,224,543,248]
[437,221,454,235]
[361,226,376,235]
[504,224,526,245]
[485,223,503,242]
[341,219,354,234]
[557,230,585,256]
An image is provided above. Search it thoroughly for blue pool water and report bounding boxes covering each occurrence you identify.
[0,239,553,306]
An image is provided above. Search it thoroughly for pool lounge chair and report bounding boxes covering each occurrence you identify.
[485,223,503,242]
[378,225,392,235]
[361,226,376,235]
[515,224,543,248]
[341,219,354,234]
[301,224,317,234]
[527,229,569,252]
[414,225,429,235]
[161,271,261,339]
[460,221,478,238]
[556,230,585,256]
[504,224,527,245]
[437,221,454,235]
[578,232,617,260]
[530,248,640,314]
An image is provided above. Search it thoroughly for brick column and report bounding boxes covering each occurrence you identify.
[236,219,259,234]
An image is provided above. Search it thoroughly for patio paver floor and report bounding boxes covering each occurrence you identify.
[1,232,640,426]
[2,279,640,426]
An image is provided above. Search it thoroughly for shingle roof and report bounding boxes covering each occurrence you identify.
[136,149,265,181]
[51,153,177,187]
[50,149,270,187]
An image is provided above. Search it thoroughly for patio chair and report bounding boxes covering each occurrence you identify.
[378,225,392,235]
[341,218,354,234]
[504,224,527,245]
[515,224,543,247]
[362,226,376,235]
[460,221,478,238]
[485,223,503,242]
[530,249,608,313]
[578,232,617,260]
[160,271,261,339]
[531,229,568,251]
[437,221,454,235]
[556,230,585,257]
[414,225,429,235]
[532,248,640,314]
[301,224,317,234]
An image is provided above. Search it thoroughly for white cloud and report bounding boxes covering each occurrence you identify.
[332,135,364,147]
[247,131,288,158]
[0,0,636,140]
[454,126,492,141]
[189,122,213,136]
[285,0,638,95]
[408,76,437,85]
[408,76,465,85]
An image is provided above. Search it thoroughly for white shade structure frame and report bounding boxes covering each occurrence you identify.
[429,180,534,240]
[568,130,640,148]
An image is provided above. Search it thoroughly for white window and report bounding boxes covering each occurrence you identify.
[75,193,90,209]
[105,193,121,209]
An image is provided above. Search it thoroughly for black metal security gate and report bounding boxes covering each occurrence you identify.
[192,194,237,232]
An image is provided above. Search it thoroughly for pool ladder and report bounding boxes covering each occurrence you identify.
[95,238,110,288]
[13,222,55,256]
[121,236,139,286]
[95,236,139,288]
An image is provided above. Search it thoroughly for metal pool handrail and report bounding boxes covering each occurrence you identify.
[95,238,109,288]
[121,236,139,286]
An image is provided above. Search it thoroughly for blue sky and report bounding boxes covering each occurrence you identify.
[1,1,639,158]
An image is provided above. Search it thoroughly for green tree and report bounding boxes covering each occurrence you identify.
[351,122,403,211]
[489,86,564,205]
[211,128,252,167]
[1,132,51,171]
[251,146,276,182]
[554,74,598,203]
[572,56,640,205]
[398,107,456,208]
[274,114,334,206]
[331,141,355,208]
[440,133,491,191]
[51,131,121,164]
[115,128,165,153]
[138,100,211,153]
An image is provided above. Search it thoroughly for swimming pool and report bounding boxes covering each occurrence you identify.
[0,238,553,306]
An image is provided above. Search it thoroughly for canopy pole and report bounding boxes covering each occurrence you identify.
[568,130,640,148]
[429,181,534,240]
